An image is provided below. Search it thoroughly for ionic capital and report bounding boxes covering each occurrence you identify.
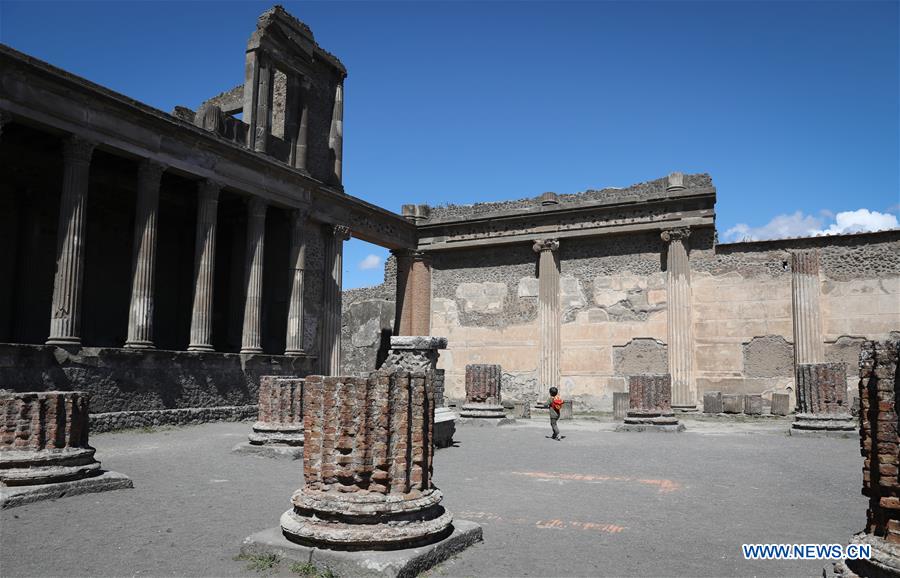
[333,224,351,241]
[62,135,97,165]
[532,239,560,253]
[661,227,691,243]
[138,159,167,184]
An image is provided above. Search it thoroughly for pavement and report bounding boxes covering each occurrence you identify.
[0,415,866,577]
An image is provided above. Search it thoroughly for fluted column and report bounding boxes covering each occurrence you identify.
[533,239,560,397]
[187,180,220,352]
[46,136,96,345]
[285,208,310,355]
[321,224,350,374]
[241,197,267,354]
[329,82,344,185]
[288,76,309,172]
[661,228,696,409]
[393,250,432,336]
[125,160,166,349]
[791,249,824,366]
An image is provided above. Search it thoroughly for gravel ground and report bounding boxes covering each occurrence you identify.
[0,417,865,577]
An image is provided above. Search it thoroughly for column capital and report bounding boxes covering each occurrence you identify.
[137,159,167,183]
[62,135,97,165]
[198,179,222,200]
[292,205,312,221]
[661,227,691,243]
[247,196,267,217]
[332,224,351,241]
[532,238,559,253]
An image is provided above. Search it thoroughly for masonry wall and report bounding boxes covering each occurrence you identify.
[341,230,900,411]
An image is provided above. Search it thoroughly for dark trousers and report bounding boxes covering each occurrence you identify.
[550,417,560,437]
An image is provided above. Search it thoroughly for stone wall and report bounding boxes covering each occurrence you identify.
[341,229,900,412]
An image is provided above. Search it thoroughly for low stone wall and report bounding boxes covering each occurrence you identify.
[90,405,258,433]
[0,343,315,414]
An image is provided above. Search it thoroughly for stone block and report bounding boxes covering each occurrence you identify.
[770,393,790,416]
[722,394,744,414]
[512,401,531,419]
[613,392,629,420]
[743,394,763,415]
[703,391,723,414]
[559,399,573,420]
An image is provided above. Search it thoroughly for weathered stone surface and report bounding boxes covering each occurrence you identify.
[617,374,683,432]
[0,391,132,507]
[613,392,629,420]
[455,282,507,313]
[791,362,855,436]
[461,364,505,419]
[839,339,900,576]
[722,394,744,414]
[703,391,723,413]
[613,339,668,376]
[742,394,763,415]
[512,401,532,419]
[770,393,790,416]
[91,405,257,433]
[559,399,574,420]
[241,376,304,450]
[743,336,794,378]
[281,371,454,551]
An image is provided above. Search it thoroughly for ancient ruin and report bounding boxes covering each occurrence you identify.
[242,370,481,574]
[836,339,900,577]
[460,364,507,420]
[616,374,685,432]
[233,375,305,458]
[790,362,856,437]
[0,391,132,508]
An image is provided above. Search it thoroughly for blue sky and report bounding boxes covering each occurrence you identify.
[2,1,897,289]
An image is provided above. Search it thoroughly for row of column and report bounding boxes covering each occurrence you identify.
[29,129,348,361]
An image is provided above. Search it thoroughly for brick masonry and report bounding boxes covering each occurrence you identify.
[796,362,850,415]
[464,364,501,404]
[248,376,304,446]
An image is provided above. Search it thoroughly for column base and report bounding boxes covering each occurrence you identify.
[241,347,264,354]
[789,413,857,437]
[836,533,900,577]
[46,337,81,346]
[283,349,306,356]
[124,341,155,350]
[187,344,215,352]
[671,404,700,413]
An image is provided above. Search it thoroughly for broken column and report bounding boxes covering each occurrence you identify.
[0,391,132,508]
[616,374,685,432]
[380,336,456,448]
[837,339,900,577]
[460,364,507,420]
[790,362,856,437]
[703,391,723,414]
[233,376,304,459]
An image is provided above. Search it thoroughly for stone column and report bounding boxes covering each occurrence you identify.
[661,228,696,410]
[321,224,350,374]
[187,180,220,352]
[838,339,900,577]
[289,77,309,172]
[284,208,310,355]
[233,375,305,458]
[460,364,506,419]
[791,249,824,367]
[533,239,560,400]
[790,362,855,436]
[124,159,166,349]
[394,250,433,336]
[241,197,267,354]
[280,370,453,549]
[46,136,96,346]
[0,391,132,508]
[243,51,273,153]
[329,81,344,185]
[616,374,684,432]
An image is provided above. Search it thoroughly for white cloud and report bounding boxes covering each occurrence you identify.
[723,208,899,242]
[358,254,382,270]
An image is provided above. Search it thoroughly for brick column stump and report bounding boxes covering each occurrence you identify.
[790,362,856,437]
[241,370,482,576]
[233,376,305,459]
[616,374,685,433]
[836,339,900,577]
[460,364,509,422]
[1,391,132,508]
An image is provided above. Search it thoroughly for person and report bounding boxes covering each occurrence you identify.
[548,387,563,440]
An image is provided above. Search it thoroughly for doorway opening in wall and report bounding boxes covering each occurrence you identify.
[341,238,394,372]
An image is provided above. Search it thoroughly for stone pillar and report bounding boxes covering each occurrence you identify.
[124,159,166,349]
[661,227,696,410]
[244,51,273,153]
[460,364,506,420]
[287,76,309,172]
[46,136,96,346]
[791,249,825,368]
[187,180,220,352]
[321,224,350,374]
[241,197,267,354]
[616,374,685,432]
[280,370,454,549]
[533,239,560,401]
[233,375,305,458]
[394,250,433,336]
[329,81,344,185]
[790,362,855,436]
[284,208,310,355]
[0,391,132,508]
[837,339,900,577]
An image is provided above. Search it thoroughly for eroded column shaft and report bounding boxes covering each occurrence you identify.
[394,250,432,336]
[285,209,309,355]
[791,249,824,366]
[329,82,344,184]
[47,136,96,345]
[321,225,349,374]
[125,160,166,349]
[534,239,560,396]
[241,197,267,354]
[662,229,695,408]
[188,181,220,352]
